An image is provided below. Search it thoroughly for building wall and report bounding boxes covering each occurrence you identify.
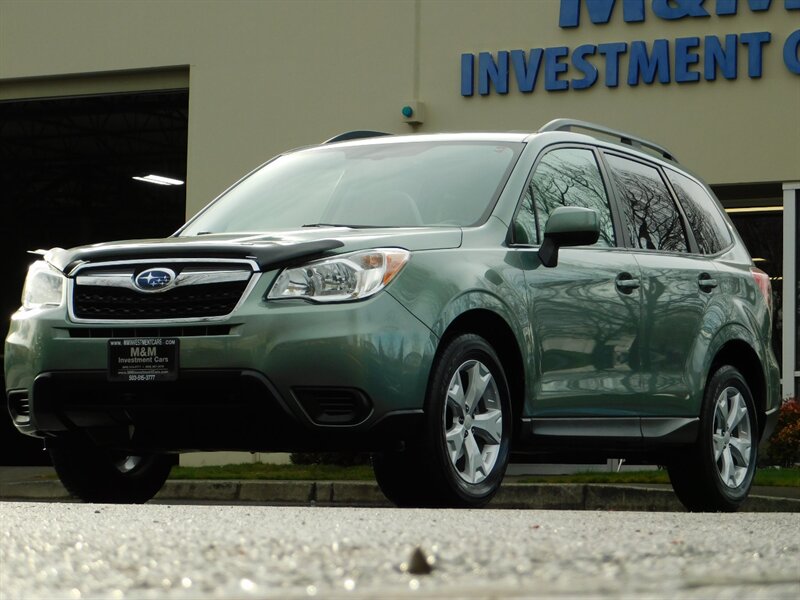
[1,0,417,216]
[2,0,798,218]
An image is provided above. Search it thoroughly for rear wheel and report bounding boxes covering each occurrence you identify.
[668,365,758,512]
[373,333,512,508]
[49,437,173,503]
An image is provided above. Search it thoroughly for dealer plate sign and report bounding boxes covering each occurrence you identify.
[108,338,179,382]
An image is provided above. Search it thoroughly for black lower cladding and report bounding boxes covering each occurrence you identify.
[293,387,373,425]
[29,370,420,452]
[510,417,700,464]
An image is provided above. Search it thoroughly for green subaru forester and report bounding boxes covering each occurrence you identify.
[4,120,780,511]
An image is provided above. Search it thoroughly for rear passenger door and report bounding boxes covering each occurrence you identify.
[602,153,718,418]
[513,146,643,417]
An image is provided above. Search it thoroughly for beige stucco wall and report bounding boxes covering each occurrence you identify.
[423,1,799,183]
[1,0,798,219]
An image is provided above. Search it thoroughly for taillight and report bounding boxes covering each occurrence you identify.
[750,267,772,315]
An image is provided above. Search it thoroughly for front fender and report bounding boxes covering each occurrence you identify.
[388,246,534,410]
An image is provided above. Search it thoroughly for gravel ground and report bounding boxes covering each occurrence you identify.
[1,502,798,599]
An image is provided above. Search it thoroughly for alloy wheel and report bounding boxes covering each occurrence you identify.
[443,360,503,484]
[113,455,144,474]
[712,386,753,488]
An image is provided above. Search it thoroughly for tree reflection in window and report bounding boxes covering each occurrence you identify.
[605,154,688,252]
[666,169,731,254]
[519,148,615,246]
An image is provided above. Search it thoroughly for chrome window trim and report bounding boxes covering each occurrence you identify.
[67,258,261,324]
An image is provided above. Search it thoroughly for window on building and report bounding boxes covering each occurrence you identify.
[788,206,800,376]
[727,209,783,365]
[713,183,785,371]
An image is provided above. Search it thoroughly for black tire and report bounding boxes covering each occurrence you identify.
[372,449,428,507]
[668,365,758,512]
[49,438,173,503]
[373,333,512,508]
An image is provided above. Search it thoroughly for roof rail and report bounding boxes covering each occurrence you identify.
[538,118,678,162]
[324,130,392,144]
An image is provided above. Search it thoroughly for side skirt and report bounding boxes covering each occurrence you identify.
[511,417,699,464]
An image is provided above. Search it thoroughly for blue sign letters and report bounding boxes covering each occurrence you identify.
[462,0,799,96]
[559,0,788,28]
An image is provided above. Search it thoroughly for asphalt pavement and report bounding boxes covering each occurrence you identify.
[1,502,798,598]
[1,467,798,512]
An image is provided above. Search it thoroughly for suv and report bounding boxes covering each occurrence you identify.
[5,119,780,511]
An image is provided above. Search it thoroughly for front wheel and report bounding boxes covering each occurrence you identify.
[668,365,758,512]
[374,333,512,508]
[49,438,173,503]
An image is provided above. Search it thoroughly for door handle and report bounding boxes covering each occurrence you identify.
[698,273,718,291]
[615,273,640,293]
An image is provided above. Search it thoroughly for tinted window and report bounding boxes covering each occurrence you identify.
[514,148,615,246]
[666,169,732,254]
[605,154,688,252]
[181,141,521,233]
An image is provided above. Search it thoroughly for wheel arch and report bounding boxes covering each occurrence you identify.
[437,309,526,441]
[708,339,767,439]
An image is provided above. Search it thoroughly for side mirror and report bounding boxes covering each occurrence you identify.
[538,206,600,268]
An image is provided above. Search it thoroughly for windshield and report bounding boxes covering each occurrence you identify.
[180,141,522,234]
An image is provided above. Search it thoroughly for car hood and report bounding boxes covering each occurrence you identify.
[45,227,463,274]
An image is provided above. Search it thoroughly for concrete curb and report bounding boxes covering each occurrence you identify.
[1,479,71,501]
[1,479,798,512]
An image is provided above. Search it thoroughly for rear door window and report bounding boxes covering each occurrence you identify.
[514,147,615,246]
[604,154,689,253]
[665,169,732,254]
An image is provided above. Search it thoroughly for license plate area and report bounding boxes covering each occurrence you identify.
[108,338,179,382]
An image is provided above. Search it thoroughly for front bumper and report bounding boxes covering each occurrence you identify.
[14,370,423,452]
[4,288,436,452]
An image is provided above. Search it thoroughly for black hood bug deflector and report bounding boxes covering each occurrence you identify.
[46,238,345,275]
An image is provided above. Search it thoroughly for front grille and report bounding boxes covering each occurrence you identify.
[71,262,253,321]
[73,282,246,319]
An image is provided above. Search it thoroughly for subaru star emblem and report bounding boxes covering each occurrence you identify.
[134,268,176,292]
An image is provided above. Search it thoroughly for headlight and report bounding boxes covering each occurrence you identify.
[267,248,410,302]
[21,261,65,309]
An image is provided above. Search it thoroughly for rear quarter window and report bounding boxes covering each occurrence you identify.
[666,169,732,254]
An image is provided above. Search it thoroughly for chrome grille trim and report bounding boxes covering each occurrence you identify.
[65,257,261,277]
[76,269,252,292]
